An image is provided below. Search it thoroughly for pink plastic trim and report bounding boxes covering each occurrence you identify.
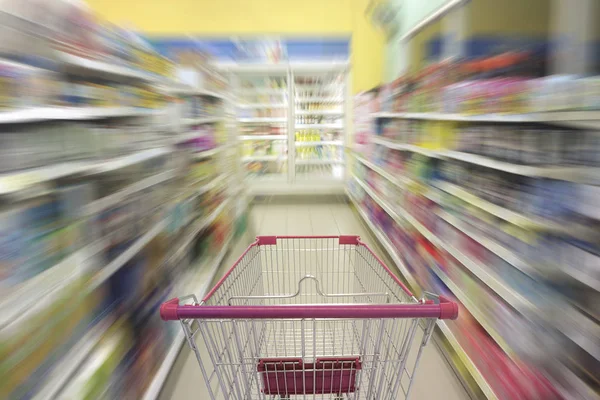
[439,295,459,320]
[160,298,179,321]
[356,239,415,298]
[339,235,360,245]
[258,357,360,395]
[173,304,454,319]
[257,236,277,245]
[202,240,259,302]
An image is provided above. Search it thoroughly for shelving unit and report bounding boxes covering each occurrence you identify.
[0,6,248,399]
[222,62,349,195]
[348,96,600,398]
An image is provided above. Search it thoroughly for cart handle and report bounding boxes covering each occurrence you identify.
[160,296,458,321]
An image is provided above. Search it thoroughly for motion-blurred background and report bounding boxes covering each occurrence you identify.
[0,0,598,399]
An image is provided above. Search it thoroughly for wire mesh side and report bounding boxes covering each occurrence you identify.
[189,237,436,399]
[187,316,434,400]
[204,237,416,307]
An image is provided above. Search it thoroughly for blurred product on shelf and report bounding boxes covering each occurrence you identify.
[375,53,600,115]
[0,1,244,399]
[350,79,600,398]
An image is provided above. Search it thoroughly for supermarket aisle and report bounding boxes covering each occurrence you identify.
[160,199,469,400]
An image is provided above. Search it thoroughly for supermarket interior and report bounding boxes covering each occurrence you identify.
[1,0,599,399]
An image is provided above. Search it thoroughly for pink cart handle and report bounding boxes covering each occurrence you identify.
[160,298,458,321]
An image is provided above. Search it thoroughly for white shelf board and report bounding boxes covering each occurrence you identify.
[238,117,286,123]
[90,147,172,174]
[433,180,597,240]
[352,153,413,187]
[182,116,222,125]
[173,88,225,99]
[373,110,600,126]
[240,135,287,141]
[439,150,600,183]
[237,103,287,108]
[370,136,441,158]
[58,51,151,81]
[295,159,344,165]
[295,123,342,129]
[0,148,172,196]
[242,155,287,162]
[0,106,153,124]
[0,161,92,195]
[295,110,343,116]
[296,97,343,103]
[295,140,343,147]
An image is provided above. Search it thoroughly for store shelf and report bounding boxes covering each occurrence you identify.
[352,175,535,316]
[295,159,344,165]
[295,140,343,147]
[295,110,343,116]
[84,170,176,216]
[195,173,231,197]
[238,117,286,123]
[371,136,441,158]
[0,161,92,196]
[433,180,597,241]
[88,218,168,292]
[347,193,420,292]
[439,150,600,183]
[173,88,226,99]
[142,236,233,400]
[239,88,287,94]
[240,135,287,140]
[296,97,343,103]
[0,148,173,196]
[436,321,499,400]
[91,147,172,174]
[352,152,414,187]
[32,317,116,400]
[242,155,287,162]
[296,123,343,129]
[0,106,156,124]
[347,191,498,400]
[193,145,228,160]
[238,103,287,108]
[435,209,538,278]
[58,51,153,81]
[0,239,106,330]
[182,116,223,125]
[373,110,600,127]
[168,199,232,265]
[428,259,516,360]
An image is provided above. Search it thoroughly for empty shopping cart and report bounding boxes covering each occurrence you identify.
[161,235,458,399]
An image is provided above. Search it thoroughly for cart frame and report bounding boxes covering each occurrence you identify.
[161,235,457,399]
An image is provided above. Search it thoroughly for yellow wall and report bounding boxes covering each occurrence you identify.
[467,0,550,38]
[87,0,384,93]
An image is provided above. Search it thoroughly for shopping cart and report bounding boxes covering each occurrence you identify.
[161,235,458,400]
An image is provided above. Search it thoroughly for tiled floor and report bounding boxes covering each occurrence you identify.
[159,200,469,400]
